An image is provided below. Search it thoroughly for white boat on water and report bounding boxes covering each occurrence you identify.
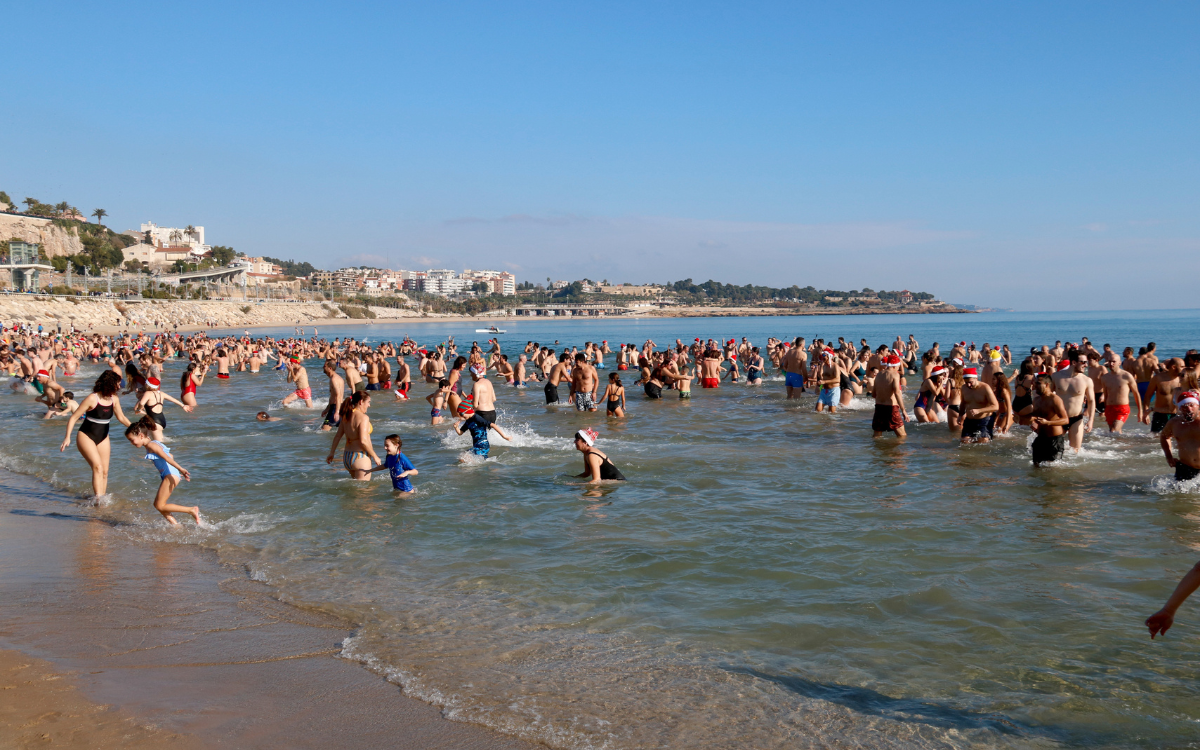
[475,327,507,334]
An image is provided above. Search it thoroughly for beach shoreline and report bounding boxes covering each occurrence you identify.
[0,468,540,750]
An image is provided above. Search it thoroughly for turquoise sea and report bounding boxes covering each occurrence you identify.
[3,310,1199,749]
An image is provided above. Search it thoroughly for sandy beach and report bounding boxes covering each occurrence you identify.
[0,469,540,750]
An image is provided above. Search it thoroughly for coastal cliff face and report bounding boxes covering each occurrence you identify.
[0,214,85,258]
[0,297,428,331]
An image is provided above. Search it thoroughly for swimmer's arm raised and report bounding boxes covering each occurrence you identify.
[1147,559,1200,639]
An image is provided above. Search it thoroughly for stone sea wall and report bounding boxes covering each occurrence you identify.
[0,297,428,330]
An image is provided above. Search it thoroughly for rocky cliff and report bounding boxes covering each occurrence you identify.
[0,214,85,258]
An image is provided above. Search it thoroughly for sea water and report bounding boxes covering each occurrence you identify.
[3,310,1200,749]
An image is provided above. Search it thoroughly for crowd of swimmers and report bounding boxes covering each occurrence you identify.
[2,323,1199,636]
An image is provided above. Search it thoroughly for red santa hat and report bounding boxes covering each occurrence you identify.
[576,428,598,446]
[146,377,160,389]
[883,355,902,367]
[1177,390,1200,408]
[963,367,979,378]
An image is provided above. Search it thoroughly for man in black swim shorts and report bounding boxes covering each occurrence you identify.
[1161,391,1200,483]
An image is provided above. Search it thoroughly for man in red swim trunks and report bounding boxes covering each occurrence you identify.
[699,349,723,388]
[1099,357,1143,434]
[871,354,907,439]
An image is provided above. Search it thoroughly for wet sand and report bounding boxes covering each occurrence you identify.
[0,469,541,749]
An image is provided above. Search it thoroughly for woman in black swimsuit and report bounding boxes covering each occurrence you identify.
[60,370,132,498]
[133,376,194,441]
[574,429,625,481]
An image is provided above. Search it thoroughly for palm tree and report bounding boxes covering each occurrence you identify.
[92,208,107,225]
[54,201,69,217]
[185,224,196,239]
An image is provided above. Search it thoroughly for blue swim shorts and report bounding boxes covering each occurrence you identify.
[817,386,840,407]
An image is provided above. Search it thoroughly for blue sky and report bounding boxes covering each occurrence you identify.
[3,2,1197,309]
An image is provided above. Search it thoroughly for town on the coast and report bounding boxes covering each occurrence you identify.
[1,192,961,327]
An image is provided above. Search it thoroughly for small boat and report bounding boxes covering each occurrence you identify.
[475,326,507,334]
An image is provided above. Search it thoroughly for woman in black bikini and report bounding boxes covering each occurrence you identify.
[60,370,132,498]
[574,429,625,482]
[133,376,194,442]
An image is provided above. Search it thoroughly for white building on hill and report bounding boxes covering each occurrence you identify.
[141,222,210,255]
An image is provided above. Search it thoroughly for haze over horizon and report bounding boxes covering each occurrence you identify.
[3,2,1196,311]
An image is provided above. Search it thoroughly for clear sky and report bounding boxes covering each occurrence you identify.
[3,2,1197,310]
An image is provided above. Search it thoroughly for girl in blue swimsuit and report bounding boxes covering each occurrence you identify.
[125,418,201,526]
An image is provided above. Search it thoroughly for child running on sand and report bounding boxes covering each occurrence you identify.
[124,418,200,526]
[368,434,419,493]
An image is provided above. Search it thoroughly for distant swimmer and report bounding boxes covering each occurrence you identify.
[545,354,572,405]
[603,372,626,417]
[133,377,193,442]
[959,367,999,444]
[781,337,808,398]
[180,362,205,408]
[1136,342,1159,401]
[1022,375,1069,467]
[33,369,65,412]
[699,349,723,389]
[1144,358,1184,434]
[393,354,412,400]
[814,348,843,414]
[1052,350,1095,453]
[327,391,379,480]
[282,356,314,408]
[573,428,625,482]
[59,370,132,498]
[367,434,418,494]
[914,366,948,423]
[43,390,78,420]
[1160,390,1200,483]
[570,353,599,411]
[871,354,906,439]
[746,347,764,386]
[455,409,513,458]
[427,379,450,425]
[124,418,200,526]
[320,361,345,431]
[1099,358,1144,434]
